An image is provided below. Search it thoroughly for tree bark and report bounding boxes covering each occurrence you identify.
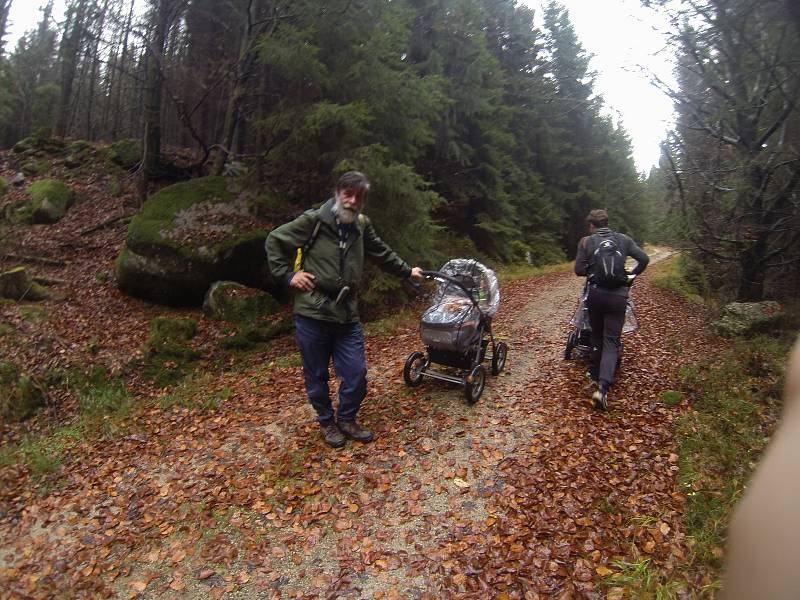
[56,0,89,138]
[138,0,186,204]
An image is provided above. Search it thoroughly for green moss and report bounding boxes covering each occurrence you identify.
[64,140,94,168]
[68,140,92,154]
[78,377,132,418]
[127,177,237,253]
[21,159,50,176]
[142,316,201,386]
[652,254,710,303]
[19,305,46,322]
[107,176,122,197]
[204,281,281,322]
[660,390,684,406]
[12,137,34,154]
[27,179,74,206]
[0,361,45,422]
[150,315,198,341]
[0,176,9,197]
[13,179,75,224]
[107,138,141,169]
[159,372,231,411]
[220,317,293,351]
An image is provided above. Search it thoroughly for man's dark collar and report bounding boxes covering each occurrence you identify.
[319,197,336,225]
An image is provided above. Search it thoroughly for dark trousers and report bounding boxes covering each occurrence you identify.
[294,314,367,425]
[586,287,627,388]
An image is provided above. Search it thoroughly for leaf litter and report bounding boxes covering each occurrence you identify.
[0,157,721,598]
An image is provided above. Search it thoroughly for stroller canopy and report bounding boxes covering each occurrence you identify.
[434,258,500,317]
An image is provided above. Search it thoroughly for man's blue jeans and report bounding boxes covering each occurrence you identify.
[294,314,367,425]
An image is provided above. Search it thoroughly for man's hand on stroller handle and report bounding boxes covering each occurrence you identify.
[290,270,316,292]
[410,267,424,282]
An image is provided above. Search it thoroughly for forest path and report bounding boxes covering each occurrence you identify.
[1,247,716,600]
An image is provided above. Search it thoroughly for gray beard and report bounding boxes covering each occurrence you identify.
[334,200,359,224]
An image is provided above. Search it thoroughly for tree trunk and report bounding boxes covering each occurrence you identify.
[738,237,767,301]
[111,0,135,139]
[211,0,272,175]
[56,0,89,138]
[138,0,185,204]
[85,0,110,140]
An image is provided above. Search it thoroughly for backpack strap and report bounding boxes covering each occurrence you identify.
[294,216,322,272]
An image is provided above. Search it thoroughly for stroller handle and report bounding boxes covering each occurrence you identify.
[421,270,480,307]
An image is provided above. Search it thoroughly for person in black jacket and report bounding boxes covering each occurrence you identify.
[574,209,649,410]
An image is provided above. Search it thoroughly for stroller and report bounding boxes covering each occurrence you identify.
[403,259,508,404]
[564,280,639,362]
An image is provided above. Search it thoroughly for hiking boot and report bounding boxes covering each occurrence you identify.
[592,385,609,411]
[320,422,346,448]
[337,420,374,443]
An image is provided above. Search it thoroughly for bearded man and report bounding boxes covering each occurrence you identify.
[266,171,423,447]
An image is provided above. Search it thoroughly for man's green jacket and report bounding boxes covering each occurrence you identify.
[265,198,412,323]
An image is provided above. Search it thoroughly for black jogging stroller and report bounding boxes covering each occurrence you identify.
[403,259,507,404]
[564,279,639,362]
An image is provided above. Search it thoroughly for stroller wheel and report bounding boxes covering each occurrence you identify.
[491,341,508,375]
[464,365,486,404]
[403,352,427,386]
[564,331,576,360]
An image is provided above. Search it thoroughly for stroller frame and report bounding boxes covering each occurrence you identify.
[403,269,508,403]
[564,280,637,367]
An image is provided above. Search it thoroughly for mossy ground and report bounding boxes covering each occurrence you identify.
[652,254,710,303]
[142,316,201,386]
[0,361,45,423]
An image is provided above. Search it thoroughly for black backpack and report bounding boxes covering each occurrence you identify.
[588,233,628,288]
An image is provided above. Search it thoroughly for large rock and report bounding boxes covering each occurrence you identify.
[10,179,75,224]
[11,132,66,157]
[115,176,276,306]
[107,138,141,170]
[0,361,45,423]
[713,301,785,337]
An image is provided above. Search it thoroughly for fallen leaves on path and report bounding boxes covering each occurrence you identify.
[0,153,722,599]
[1,264,723,599]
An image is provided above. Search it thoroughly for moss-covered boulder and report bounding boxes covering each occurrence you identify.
[21,159,50,176]
[1,361,45,423]
[11,179,75,224]
[116,176,276,306]
[64,140,94,168]
[11,132,66,157]
[0,267,52,301]
[713,301,785,337]
[107,138,141,170]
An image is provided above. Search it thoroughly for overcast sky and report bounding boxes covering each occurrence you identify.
[5,0,676,172]
[524,0,677,173]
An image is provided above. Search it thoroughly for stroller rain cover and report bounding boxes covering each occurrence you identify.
[570,288,639,334]
[420,259,500,352]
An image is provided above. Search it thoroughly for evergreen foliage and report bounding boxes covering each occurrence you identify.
[0,0,655,283]
[651,0,800,301]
